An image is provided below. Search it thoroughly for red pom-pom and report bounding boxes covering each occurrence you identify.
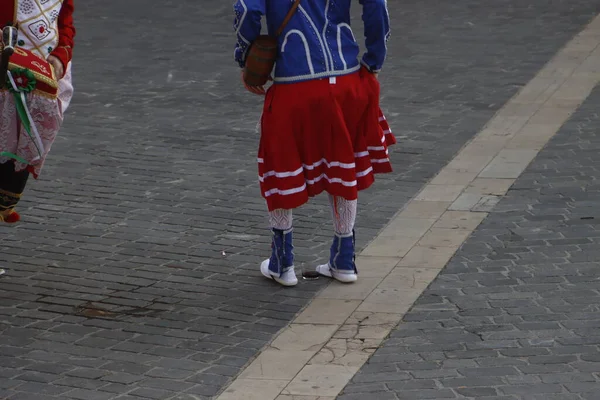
[4,211,20,223]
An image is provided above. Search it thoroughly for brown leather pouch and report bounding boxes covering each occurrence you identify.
[243,0,301,86]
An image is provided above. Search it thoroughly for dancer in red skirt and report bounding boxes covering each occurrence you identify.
[234,0,394,286]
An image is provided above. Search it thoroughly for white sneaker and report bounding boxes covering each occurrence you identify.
[260,259,298,287]
[316,263,357,283]
[0,268,4,276]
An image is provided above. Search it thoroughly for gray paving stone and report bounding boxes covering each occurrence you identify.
[185,384,222,397]
[13,381,71,396]
[96,383,131,394]
[100,374,144,385]
[128,387,175,400]
[8,393,60,400]
[15,371,61,384]
[392,389,457,399]
[55,377,108,390]
[66,388,116,400]
[338,393,398,400]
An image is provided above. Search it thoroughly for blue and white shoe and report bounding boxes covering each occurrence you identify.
[260,228,298,287]
[316,231,358,283]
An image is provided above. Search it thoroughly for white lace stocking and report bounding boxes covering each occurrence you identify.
[268,208,293,230]
[328,195,357,235]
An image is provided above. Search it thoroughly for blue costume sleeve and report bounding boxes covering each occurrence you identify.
[233,0,265,68]
[359,0,391,72]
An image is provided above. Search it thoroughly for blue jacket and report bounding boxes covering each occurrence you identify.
[233,0,390,83]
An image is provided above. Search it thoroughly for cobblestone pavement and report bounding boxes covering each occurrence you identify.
[0,1,598,399]
[339,87,600,399]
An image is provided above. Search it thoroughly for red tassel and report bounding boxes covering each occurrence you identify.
[333,196,340,221]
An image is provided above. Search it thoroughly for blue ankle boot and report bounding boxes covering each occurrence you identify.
[316,230,358,283]
[260,228,297,286]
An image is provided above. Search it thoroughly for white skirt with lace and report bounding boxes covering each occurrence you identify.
[0,62,73,178]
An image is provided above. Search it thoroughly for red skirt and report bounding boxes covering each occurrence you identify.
[258,67,396,211]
